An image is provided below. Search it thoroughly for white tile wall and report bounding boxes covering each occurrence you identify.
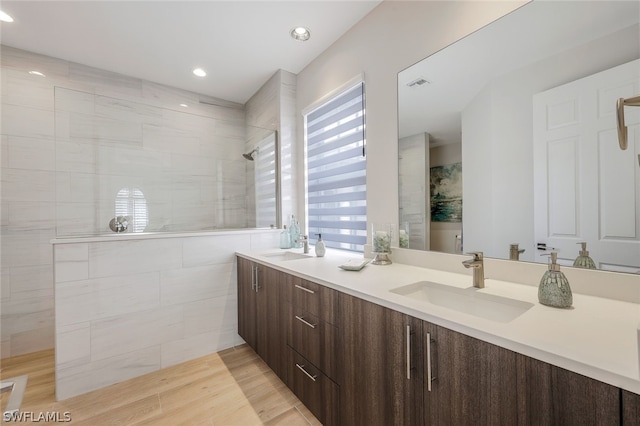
[53,230,276,399]
[1,45,294,364]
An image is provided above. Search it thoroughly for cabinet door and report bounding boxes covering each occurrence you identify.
[622,389,640,426]
[256,266,288,383]
[339,293,424,426]
[516,354,620,425]
[426,324,518,425]
[237,257,257,350]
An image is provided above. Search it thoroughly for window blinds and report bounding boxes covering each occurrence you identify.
[305,82,366,252]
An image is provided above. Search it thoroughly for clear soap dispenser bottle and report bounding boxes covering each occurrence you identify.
[538,251,573,308]
[573,242,596,269]
[314,233,326,257]
[279,225,291,249]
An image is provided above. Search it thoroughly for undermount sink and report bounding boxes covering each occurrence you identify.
[390,281,534,323]
[260,251,312,261]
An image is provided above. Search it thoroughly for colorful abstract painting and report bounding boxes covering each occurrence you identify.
[430,162,462,222]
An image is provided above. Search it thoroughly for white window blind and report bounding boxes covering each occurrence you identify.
[305,81,366,252]
[115,187,148,232]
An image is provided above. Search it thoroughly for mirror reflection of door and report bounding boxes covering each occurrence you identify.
[533,59,640,272]
[399,133,429,250]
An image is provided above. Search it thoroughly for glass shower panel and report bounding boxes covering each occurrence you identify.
[54,86,279,236]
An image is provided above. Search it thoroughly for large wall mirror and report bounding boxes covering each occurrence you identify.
[398,1,640,273]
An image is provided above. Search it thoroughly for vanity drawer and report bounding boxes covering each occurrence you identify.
[289,307,337,380]
[289,275,337,325]
[288,347,339,426]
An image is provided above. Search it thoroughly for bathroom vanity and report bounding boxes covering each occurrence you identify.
[236,249,640,425]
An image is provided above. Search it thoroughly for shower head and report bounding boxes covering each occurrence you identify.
[242,147,259,161]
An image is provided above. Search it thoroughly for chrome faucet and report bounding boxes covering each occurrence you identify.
[296,235,309,254]
[462,252,485,288]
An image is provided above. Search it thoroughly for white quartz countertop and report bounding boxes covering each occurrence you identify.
[236,248,640,394]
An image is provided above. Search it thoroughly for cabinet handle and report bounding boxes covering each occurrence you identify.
[295,315,317,329]
[250,265,256,291]
[406,325,411,379]
[295,363,317,382]
[426,332,436,391]
[294,284,315,294]
[255,266,260,293]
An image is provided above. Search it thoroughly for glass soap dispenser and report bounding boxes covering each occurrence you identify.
[573,242,596,269]
[279,225,291,249]
[538,251,573,309]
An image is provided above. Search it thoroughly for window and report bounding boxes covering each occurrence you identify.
[115,187,148,232]
[305,81,366,252]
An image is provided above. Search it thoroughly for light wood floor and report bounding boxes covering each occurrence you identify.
[0,344,321,425]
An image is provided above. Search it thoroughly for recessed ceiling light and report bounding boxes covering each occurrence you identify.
[0,11,14,23]
[290,26,310,42]
[28,71,45,77]
[192,68,207,77]
[179,103,188,108]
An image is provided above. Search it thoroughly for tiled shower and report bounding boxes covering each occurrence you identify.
[1,45,297,363]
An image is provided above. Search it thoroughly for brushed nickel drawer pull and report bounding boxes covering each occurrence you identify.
[406,325,411,380]
[294,284,315,294]
[295,315,317,329]
[295,363,317,382]
[427,332,436,391]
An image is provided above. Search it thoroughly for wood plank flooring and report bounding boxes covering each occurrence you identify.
[0,344,321,425]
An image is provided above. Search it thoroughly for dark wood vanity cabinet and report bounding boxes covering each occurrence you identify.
[286,275,340,425]
[516,354,621,425]
[237,257,288,382]
[237,257,640,426]
[425,324,518,425]
[622,389,640,426]
[339,292,424,426]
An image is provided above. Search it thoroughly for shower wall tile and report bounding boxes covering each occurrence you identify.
[1,168,56,202]
[10,265,54,300]
[55,260,89,283]
[1,295,54,336]
[55,271,161,327]
[1,68,55,111]
[56,203,97,236]
[54,231,275,398]
[160,263,234,306]
[68,62,143,100]
[10,325,54,357]
[54,140,97,174]
[55,243,88,262]
[1,104,55,139]
[1,268,11,300]
[6,136,56,171]
[1,46,70,79]
[1,229,55,267]
[90,306,183,361]
[181,294,237,338]
[88,239,182,278]
[56,322,90,366]
[56,345,160,401]
[7,201,56,231]
[182,234,251,266]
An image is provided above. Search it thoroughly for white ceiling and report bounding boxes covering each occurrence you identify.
[398,0,640,142]
[0,0,381,104]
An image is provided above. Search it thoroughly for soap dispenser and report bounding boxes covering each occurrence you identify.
[538,251,573,308]
[279,225,291,249]
[315,233,326,257]
[573,242,596,270]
